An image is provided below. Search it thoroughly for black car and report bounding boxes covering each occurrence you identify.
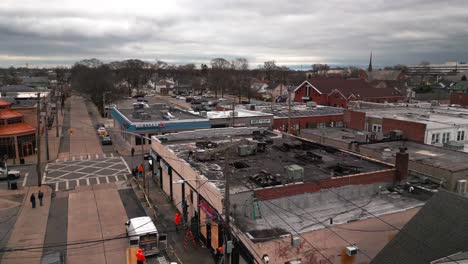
[101,136,112,145]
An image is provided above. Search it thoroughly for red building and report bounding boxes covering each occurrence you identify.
[270,106,344,135]
[450,92,468,106]
[293,78,404,108]
[0,100,36,161]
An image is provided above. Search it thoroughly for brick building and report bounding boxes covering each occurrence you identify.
[341,103,468,149]
[149,128,427,263]
[450,92,468,106]
[260,105,344,135]
[293,78,404,107]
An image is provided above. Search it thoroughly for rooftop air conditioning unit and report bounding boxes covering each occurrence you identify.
[284,164,304,183]
[456,180,467,195]
[346,246,358,256]
[291,236,301,246]
[306,101,317,108]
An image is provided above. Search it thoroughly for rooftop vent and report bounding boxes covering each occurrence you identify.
[250,170,281,187]
[456,179,467,195]
[231,161,250,169]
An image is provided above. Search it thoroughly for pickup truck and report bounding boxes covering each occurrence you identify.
[0,167,21,180]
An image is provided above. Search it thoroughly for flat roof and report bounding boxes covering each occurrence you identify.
[355,105,468,130]
[364,141,468,172]
[118,103,206,123]
[191,109,273,119]
[260,105,344,118]
[239,185,424,238]
[165,134,390,192]
[301,128,468,172]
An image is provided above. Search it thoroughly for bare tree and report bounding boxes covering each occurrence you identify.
[311,64,330,76]
[209,58,231,97]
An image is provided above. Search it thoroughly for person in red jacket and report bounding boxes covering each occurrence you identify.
[136,248,145,264]
[174,212,182,231]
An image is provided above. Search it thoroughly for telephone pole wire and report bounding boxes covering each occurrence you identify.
[35,93,42,187]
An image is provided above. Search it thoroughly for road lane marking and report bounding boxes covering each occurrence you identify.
[120,156,132,173]
[22,173,29,187]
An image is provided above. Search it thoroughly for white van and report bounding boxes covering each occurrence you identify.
[125,216,167,256]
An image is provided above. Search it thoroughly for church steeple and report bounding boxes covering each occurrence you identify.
[368,52,373,72]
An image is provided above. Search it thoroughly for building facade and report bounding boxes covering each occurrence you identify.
[0,100,36,163]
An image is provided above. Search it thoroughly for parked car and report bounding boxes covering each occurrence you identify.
[0,167,20,180]
[101,136,112,145]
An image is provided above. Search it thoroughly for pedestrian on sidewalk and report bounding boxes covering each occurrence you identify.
[131,147,135,157]
[136,248,145,264]
[174,212,182,231]
[137,164,143,178]
[30,193,36,209]
[38,190,44,207]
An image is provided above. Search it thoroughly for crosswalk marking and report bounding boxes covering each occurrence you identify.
[106,177,110,183]
[55,182,59,192]
[72,156,75,161]
[86,178,90,185]
[76,179,80,187]
[123,174,128,180]
[96,177,100,184]
[42,172,47,184]
[96,154,99,159]
[22,173,29,187]
[110,153,114,157]
[66,181,69,189]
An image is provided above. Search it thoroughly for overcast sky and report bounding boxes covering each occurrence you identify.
[1,0,467,68]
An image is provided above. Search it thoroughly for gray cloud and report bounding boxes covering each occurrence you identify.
[0,0,467,67]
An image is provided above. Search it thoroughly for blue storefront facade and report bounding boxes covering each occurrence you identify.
[111,108,211,147]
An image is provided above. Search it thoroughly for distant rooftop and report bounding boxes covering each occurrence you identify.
[353,104,468,129]
[118,103,206,123]
[190,109,273,119]
[259,105,344,118]
[301,127,468,172]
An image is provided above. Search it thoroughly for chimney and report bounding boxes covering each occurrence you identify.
[395,147,409,183]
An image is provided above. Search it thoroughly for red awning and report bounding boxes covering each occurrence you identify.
[0,123,35,136]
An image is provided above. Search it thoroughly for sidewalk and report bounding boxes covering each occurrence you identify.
[1,186,52,264]
[129,167,215,264]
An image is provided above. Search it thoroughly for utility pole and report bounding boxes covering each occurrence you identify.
[223,161,231,264]
[141,135,146,191]
[43,100,50,161]
[288,88,292,133]
[55,84,60,137]
[36,93,42,187]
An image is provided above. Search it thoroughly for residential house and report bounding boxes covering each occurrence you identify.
[372,190,468,264]
[293,78,404,108]
[155,80,175,95]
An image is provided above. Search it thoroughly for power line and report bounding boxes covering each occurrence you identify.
[262,201,333,264]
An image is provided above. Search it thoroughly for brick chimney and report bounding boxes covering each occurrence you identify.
[395,147,409,183]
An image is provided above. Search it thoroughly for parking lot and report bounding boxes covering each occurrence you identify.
[44,156,131,191]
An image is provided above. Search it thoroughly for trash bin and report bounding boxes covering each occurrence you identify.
[10,182,17,190]
[20,158,25,164]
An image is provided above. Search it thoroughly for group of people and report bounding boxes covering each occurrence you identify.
[30,190,44,208]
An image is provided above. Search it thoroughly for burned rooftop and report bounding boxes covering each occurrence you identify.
[166,132,391,192]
